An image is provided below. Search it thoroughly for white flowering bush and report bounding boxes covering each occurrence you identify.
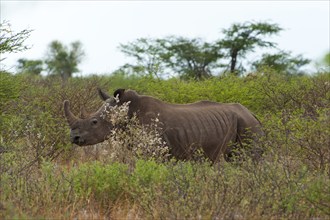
[99,100,170,164]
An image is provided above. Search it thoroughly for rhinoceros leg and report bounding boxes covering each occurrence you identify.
[224,128,263,162]
[224,140,242,162]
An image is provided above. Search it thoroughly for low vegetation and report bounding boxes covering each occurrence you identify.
[0,70,329,219]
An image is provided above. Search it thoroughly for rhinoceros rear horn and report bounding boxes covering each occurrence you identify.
[63,100,78,126]
[97,88,111,101]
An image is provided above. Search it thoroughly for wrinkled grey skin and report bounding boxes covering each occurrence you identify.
[64,88,263,162]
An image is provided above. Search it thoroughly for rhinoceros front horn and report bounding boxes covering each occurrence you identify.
[63,100,79,126]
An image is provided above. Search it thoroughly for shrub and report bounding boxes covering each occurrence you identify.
[70,161,129,203]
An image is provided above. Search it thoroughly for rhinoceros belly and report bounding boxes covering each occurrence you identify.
[162,108,238,161]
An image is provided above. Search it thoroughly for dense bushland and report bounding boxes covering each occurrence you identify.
[0,70,329,219]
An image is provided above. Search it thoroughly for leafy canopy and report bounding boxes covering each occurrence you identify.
[218,21,283,75]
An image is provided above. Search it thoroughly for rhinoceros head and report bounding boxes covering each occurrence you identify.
[63,88,123,146]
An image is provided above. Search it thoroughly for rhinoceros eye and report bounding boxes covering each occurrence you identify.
[91,118,98,125]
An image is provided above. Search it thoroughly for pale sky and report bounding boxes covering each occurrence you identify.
[1,1,329,75]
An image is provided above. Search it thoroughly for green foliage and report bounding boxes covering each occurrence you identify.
[133,159,168,182]
[129,75,266,114]
[0,72,21,112]
[71,161,129,203]
[0,73,22,143]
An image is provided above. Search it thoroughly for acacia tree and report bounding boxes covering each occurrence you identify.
[0,21,32,62]
[218,21,282,75]
[252,51,310,75]
[45,40,85,81]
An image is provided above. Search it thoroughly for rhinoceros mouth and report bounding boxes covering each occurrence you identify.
[71,136,86,146]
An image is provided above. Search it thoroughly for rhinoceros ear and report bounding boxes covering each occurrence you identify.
[63,100,78,126]
[97,88,111,101]
[114,89,125,100]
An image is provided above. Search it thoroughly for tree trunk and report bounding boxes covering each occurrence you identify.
[230,50,238,75]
